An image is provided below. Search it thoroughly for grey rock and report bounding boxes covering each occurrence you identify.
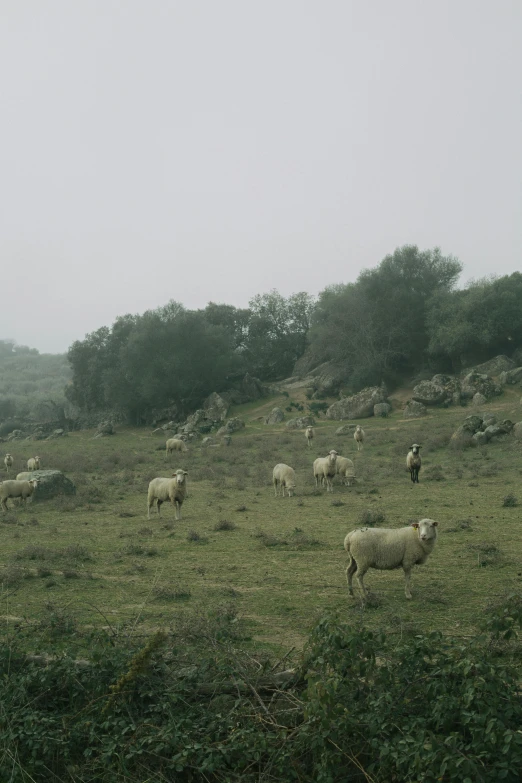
[481,414,497,428]
[93,422,114,439]
[513,422,522,440]
[6,429,24,441]
[326,385,388,420]
[483,420,514,440]
[461,371,501,401]
[264,407,285,425]
[222,435,232,446]
[203,392,229,422]
[412,380,447,406]
[46,428,67,440]
[472,392,487,406]
[335,423,357,435]
[469,355,515,376]
[499,367,522,386]
[472,431,490,446]
[403,401,428,418]
[286,415,315,430]
[16,469,76,501]
[374,402,391,417]
[216,417,245,436]
[201,437,214,446]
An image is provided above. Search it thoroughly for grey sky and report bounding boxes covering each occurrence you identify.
[1,1,521,354]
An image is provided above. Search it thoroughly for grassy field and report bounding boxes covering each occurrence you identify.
[1,387,522,655]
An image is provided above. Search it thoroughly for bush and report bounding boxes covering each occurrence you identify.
[358,509,386,526]
[502,493,518,507]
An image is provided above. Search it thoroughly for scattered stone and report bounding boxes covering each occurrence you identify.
[499,367,522,386]
[472,392,487,406]
[460,371,501,401]
[326,385,388,420]
[286,416,315,430]
[264,407,285,425]
[335,424,357,435]
[471,431,489,446]
[403,401,428,418]
[216,417,245,436]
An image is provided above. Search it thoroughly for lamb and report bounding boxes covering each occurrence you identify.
[305,426,314,449]
[335,455,356,486]
[27,456,41,471]
[354,425,365,451]
[4,454,13,473]
[147,469,188,520]
[272,463,296,497]
[313,450,338,492]
[0,479,40,512]
[406,444,422,483]
[344,518,438,600]
[166,438,188,456]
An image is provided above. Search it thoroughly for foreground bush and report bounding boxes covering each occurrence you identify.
[1,597,521,782]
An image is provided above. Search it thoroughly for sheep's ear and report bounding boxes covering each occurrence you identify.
[431,520,438,526]
[411,522,419,529]
[183,471,188,475]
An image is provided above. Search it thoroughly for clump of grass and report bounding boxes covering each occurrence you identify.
[187,530,208,544]
[331,499,345,507]
[62,544,93,562]
[121,544,158,557]
[14,545,55,561]
[290,529,321,548]
[253,529,287,547]
[1,512,19,525]
[62,569,80,579]
[424,465,446,482]
[446,518,473,533]
[358,509,386,527]
[153,585,192,601]
[0,565,24,587]
[138,527,154,536]
[118,511,136,518]
[235,505,247,513]
[28,517,40,526]
[214,519,236,531]
[37,566,53,578]
[502,493,518,507]
[467,542,503,567]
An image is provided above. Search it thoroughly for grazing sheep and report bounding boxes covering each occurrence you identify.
[0,479,40,512]
[305,426,314,449]
[166,438,188,456]
[147,469,188,520]
[344,519,438,599]
[336,456,356,486]
[4,454,13,473]
[406,444,422,483]
[272,463,296,497]
[354,425,365,451]
[27,456,41,471]
[313,450,338,492]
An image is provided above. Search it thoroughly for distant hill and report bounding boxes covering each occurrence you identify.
[0,339,71,423]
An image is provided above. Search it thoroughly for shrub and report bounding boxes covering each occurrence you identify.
[503,493,518,507]
[358,509,386,526]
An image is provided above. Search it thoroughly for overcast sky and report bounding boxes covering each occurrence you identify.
[1,1,521,354]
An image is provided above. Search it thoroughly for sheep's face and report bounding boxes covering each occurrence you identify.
[173,470,188,485]
[410,444,421,455]
[413,518,437,542]
[286,483,296,497]
[328,450,338,465]
[30,480,40,489]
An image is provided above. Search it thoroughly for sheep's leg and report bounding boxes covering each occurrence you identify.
[1,499,8,512]
[274,480,278,497]
[156,499,162,517]
[175,500,182,520]
[403,568,413,599]
[346,558,357,596]
[355,566,368,597]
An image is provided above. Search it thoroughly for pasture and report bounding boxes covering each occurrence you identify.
[1,388,522,655]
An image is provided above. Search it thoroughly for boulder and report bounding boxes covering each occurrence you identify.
[483,420,514,439]
[460,372,501,401]
[470,355,515,376]
[335,424,356,435]
[264,407,285,425]
[201,437,214,446]
[285,416,315,430]
[6,429,24,441]
[403,401,427,418]
[46,428,67,440]
[240,373,266,400]
[374,402,391,417]
[411,380,447,406]
[326,386,388,420]
[222,435,232,446]
[499,367,522,386]
[16,470,76,501]
[93,422,114,439]
[513,422,522,441]
[216,417,245,436]
[451,415,483,443]
[472,392,487,406]
[472,431,490,446]
[203,392,229,422]
[481,414,496,428]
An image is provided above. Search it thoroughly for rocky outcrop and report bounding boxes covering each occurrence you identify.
[325,386,388,420]
[403,401,428,418]
[374,402,391,417]
[472,393,487,406]
[460,372,501,401]
[499,367,522,386]
[285,416,315,430]
[452,414,514,446]
[468,355,515,377]
[16,470,76,501]
[216,417,245,436]
[93,421,115,438]
[412,376,458,406]
[203,392,229,422]
[264,407,285,425]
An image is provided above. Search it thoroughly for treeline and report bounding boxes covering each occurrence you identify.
[62,244,522,423]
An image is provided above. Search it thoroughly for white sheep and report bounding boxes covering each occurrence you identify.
[166,438,188,456]
[4,454,13,474]
[272,463,296,497]
[344,518,438,599]
[0,479,40,512]
[147,469,188,520]
[313,450,338,492]
[335,455,356,486]
[354,425,365,451]
[27,456,41,471]
[305,426,314,449]
[406,443,422,483]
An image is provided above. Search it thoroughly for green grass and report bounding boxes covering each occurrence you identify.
[1,388,522,654]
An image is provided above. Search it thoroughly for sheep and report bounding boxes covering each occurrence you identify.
[272,463,296,497]
[0,479,40,512]
[166,438,188,456]
[406,443,422,483]
[354,425,365,451]
[313,450,338,492]
[344,518,438,600]
[305,426,314,449]
[335,455,356,486]
[27,456,41,471]
[4,453,13,473]
[147,469,188,520]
